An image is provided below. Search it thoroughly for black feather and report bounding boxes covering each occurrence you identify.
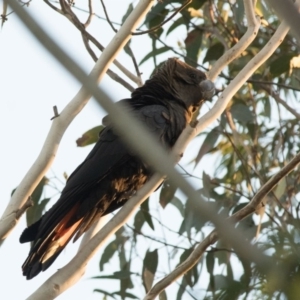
[20,58,214,279]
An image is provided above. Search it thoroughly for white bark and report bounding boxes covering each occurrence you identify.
[208,0,260,81]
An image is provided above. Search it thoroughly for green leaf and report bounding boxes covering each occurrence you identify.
[195,127,220,167]
[122,4,133,58]
[93,289,116,299]
[11,187,16,197]
[232,0,245,31]
[270,54,294,77]
[141,198,155,230]
[159,290,167,300]
[26,177,48,225]
[122,3,133,25]
[31,177,47,204]
[206,251,215,275]
[184,29,203,67]
[190,0,208,9]
[93,270,134,280]
[145,3,167,27]
[213,274,228,290]
[273,177,287,200]
[259,96,271,120]
[76,125,104,147]
[177,248,193,266]
[231,202,247,215]
[256,1,270,19]
[133,210,145,232]
[139,46,170,66]
[227,260,234,281]
[169,197,184,217]
[230,103,254,124]
[202,171,212,198]
[112,291,139,299]
[203,43,225,63]
[215,241,230,267]
[28,197,51,225]
[142,249,158,292]
[240,257,251,288]
[159,181,177,208]
[112,270,132,279]
[177,248,199,287]
[119,259,133,296]
[229,55,251,75]
[236,215,256,241]
[93,268,136,299]
[179,197,206,237]
[166,16,185,36]
[99,240,118,271]
[246,123,257,142]
[144,4,169,38]
[176,277,188,300]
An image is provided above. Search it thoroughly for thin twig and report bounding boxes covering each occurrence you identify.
[1,0,32,21]
[43,0,62,14]
[124,43,143,86]
[44,0,139,90]
[248,78,300,92]
[260,83,300,119]
[59,0,67,12]
[126,223,188,251]
[100,0,117,32]
[1,0,8,27]
[84,0,93,28]
[50,105,60,120]
[133,0,192,36]
[81,33,135,91]
[207,247,235,253]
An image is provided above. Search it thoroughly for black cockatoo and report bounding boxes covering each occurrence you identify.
[20,58,215,279]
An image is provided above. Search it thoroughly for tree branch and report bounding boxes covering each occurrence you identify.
[44,0,142,87]
[195,21,290,135]
[81,33,135,91]
[100,0,117,33]
[207,0,260,81]
[84,0,93,28]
